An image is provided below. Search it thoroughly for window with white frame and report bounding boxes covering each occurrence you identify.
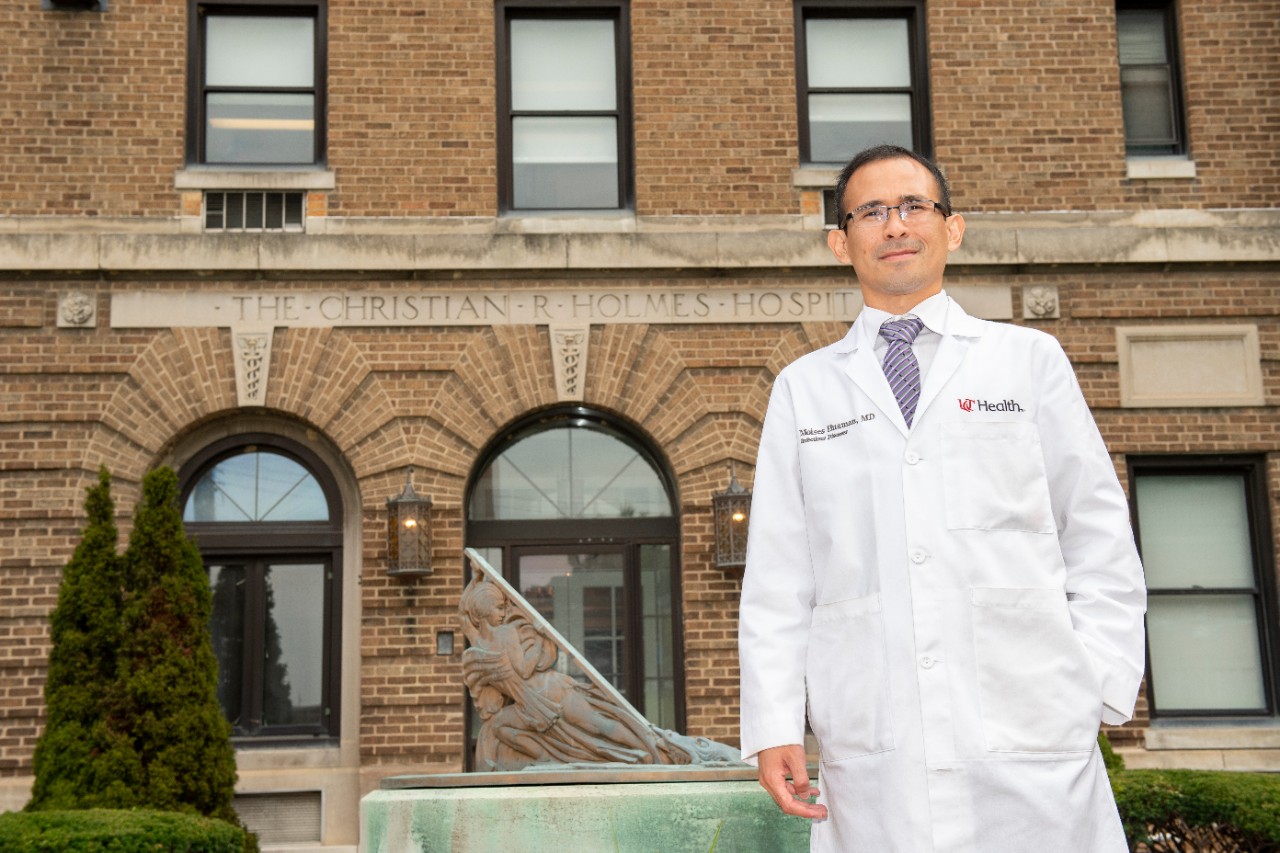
[795,1,931,164]
[188,0,326,166]
[496,2,632,211]
[1131,457,1279,718]
[1116,0,1187,156]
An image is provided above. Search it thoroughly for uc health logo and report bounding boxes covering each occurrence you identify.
[958,397,1025,413]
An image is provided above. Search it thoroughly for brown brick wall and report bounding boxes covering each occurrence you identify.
[3,0,1277,218]
[1,264,1277,776]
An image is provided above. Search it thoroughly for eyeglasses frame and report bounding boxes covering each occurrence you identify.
[842,199,951,229]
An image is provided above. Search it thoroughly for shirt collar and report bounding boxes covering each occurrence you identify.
[859,290,949,340]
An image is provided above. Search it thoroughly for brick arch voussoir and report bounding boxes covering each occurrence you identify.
[598,326,690,426]
[451,326,557,429]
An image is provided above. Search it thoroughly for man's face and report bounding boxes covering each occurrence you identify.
[826,156,965,313]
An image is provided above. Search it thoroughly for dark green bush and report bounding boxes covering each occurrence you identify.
[1112,768,1280,852]
[28,467,251,847]
[0,808,250,852]
[103,467,238,823]
[1099,731,1125,774]
[28,468,128,811]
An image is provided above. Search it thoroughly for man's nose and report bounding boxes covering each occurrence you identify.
[881,209,909,237]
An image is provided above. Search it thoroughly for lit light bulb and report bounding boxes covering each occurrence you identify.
[403,518,417,529]
[731,511,745,523]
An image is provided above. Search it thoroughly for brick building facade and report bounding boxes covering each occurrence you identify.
[2,0,1277,849]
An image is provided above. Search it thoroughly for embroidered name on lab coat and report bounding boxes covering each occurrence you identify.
[798,413,876,443]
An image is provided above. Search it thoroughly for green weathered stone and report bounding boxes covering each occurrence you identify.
[362,775,811,853]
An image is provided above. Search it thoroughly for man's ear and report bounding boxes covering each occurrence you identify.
[827,227,851,264]
[946,213,966,251]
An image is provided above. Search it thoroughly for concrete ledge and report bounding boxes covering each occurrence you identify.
[1,210,1277,272]
[1144,725,1280,752]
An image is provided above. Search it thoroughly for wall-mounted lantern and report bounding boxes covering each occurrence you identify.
[386,467,432,576]
[712,462,751,576]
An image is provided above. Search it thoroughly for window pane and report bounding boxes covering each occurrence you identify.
[1148,594,1267,712]
[262,563,326,727]
[209,563,247,727]
[206,93,315,164]
[808,93,912,162]
[471,425,672,520]
[207,16,314,88]
[806,18,910,88]
[519,552,626,694]
[511,19,616,111]
[185,451,329,522]
[1120,66,1175,146]
[640,544,675,728]
[1117,9,1168,66]
[512,116,618,208]
[1135,474,1253,589]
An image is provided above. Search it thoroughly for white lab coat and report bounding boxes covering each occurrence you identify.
[739,295,1146,853]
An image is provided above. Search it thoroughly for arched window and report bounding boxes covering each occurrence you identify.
[179,435,343,741]
[466,407,684,734]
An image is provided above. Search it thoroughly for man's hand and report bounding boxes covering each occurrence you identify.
[757,744,828,820]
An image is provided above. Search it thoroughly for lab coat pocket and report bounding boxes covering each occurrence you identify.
[941,421,1055,533]
[971,587,1103,753]
[806,593,896,761]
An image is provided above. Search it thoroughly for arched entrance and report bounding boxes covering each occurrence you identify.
[465,406,684,733]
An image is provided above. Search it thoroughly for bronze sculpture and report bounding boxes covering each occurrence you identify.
[460,549,741,772]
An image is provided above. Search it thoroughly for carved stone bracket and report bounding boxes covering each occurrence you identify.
[57,291,97,328]
[232,326,274,407]
[550,325,590,401]
[1022,284,1060,319]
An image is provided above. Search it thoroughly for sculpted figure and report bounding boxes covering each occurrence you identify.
[459,563,741,772]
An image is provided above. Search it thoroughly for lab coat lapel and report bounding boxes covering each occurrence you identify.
[842,321,911,439]
[916,299,985,424]
[917,332,967,422]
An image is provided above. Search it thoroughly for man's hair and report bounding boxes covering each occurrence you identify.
[833,145,953,223]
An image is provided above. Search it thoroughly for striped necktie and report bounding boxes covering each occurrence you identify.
[879,317,926,427]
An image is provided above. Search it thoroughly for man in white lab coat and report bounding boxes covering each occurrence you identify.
[738,145,1147,852]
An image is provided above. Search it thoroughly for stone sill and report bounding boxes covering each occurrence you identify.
[1126,157,1197,180]
[175,167,337,191]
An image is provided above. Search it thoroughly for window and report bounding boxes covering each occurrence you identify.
[180,436,343,739]
[466,407,682,760]
[188,0,326,165]
[1130,457,1279,718]
[496,1,632,211]
[1116,1,1186,156]
[795,1,931,164]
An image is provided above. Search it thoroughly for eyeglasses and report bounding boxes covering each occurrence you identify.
[843,199,949,228]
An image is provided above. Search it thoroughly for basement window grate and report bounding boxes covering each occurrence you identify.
[205,191,305,232]
[232,791,322,844]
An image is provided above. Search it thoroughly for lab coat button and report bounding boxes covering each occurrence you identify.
[919,655,935,669]
[905,451,921,464]
[910,549,928,564]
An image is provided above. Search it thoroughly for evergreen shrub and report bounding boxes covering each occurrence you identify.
[27,467,252,848]
[1112,768,1280,852]
[0,808,250,853]
[27,468,127,810]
